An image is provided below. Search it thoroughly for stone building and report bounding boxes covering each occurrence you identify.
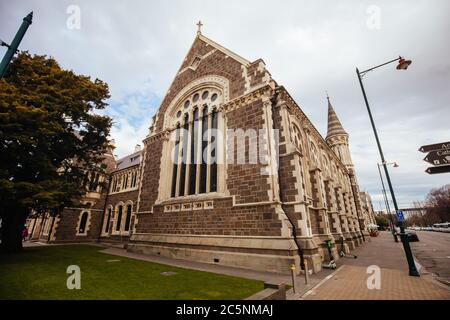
[28,30,376,274]
[360,191,377,227]
[28,146,117,244]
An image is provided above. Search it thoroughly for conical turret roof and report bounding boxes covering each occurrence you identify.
[326,96,347,139]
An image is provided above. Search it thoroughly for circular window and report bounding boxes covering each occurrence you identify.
[211,93,218,102]
[176,110,182,118]
[184,100,190,109]
[193,93,199,102]
[202,91,209,100]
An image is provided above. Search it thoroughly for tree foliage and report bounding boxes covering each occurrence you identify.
[375,215,389,230]
[424,184,450,224]
[0,52,112,252]
[405,184,450,226]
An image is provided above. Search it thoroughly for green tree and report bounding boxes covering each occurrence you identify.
[0,52,112,253]
[375,215,389,230]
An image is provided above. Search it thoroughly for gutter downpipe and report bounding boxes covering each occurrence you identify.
[271,88,305,270]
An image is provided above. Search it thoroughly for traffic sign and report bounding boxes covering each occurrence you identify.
[423,149,450,166]
[425,165,450,175]
[419,141,450,153]
[396,210,405,222]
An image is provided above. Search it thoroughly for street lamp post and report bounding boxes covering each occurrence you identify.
[377,162,398,242]
[356,56,420,277]
[0,12,33,79]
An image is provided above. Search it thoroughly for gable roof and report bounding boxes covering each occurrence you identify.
[197,34,251,67]
[115,150,142,171]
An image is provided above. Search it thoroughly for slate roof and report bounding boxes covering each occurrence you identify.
[115,150,142,171]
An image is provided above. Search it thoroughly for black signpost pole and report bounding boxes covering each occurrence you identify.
[377,163,398,242]
[356,64,420,277]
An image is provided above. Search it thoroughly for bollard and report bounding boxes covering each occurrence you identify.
[290,264,297,293]
[304,260,310,285]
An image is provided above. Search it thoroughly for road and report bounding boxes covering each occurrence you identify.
[411,231,450,285]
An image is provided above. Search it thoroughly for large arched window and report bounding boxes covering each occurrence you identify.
[78,212,89,234]
[170,88,221,198]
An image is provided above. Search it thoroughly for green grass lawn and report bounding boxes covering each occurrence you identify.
[0,244,263,300]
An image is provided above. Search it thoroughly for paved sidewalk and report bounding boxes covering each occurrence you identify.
[302,232,450,300]
[303,265,449,300]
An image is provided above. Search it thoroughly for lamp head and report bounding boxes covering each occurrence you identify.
[393,162,399,168]
[396,56,412,70]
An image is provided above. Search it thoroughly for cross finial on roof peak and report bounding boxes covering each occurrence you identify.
[196,20,203,35]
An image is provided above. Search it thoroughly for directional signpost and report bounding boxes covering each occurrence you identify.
[424,149,450,166]
[419,141,450,174]
[419,141,450,153]
[425,166,450,174]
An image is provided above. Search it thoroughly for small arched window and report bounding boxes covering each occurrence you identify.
[310,142,319,165]
[115,205,123,231]
[104,207,112,233]
[322,153,330,175]
[124,204,132,232]
[292,124,302,151]
[78,212,89,234]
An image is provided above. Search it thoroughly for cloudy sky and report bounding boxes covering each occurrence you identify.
[1,0,449,208]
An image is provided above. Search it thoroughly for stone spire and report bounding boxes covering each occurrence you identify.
[326,95,347,139]
[325,95,353,169]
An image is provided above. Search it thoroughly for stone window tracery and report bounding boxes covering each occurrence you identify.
[111,202,133,234]
[291,123,302,151]
[110,167,139,194]
[309,141,319,166]
[170,88,221,198]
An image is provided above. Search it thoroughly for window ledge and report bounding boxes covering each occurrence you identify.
[156,192,230,206]
[109,187,139,195]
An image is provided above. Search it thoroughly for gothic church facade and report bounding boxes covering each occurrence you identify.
[28,31,376,274]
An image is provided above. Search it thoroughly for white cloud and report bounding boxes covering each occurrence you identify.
[109,116,150,159]
[1,0,449,206]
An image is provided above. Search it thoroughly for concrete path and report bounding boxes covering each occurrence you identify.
[302,231,450,300]
[23,241,48,247]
